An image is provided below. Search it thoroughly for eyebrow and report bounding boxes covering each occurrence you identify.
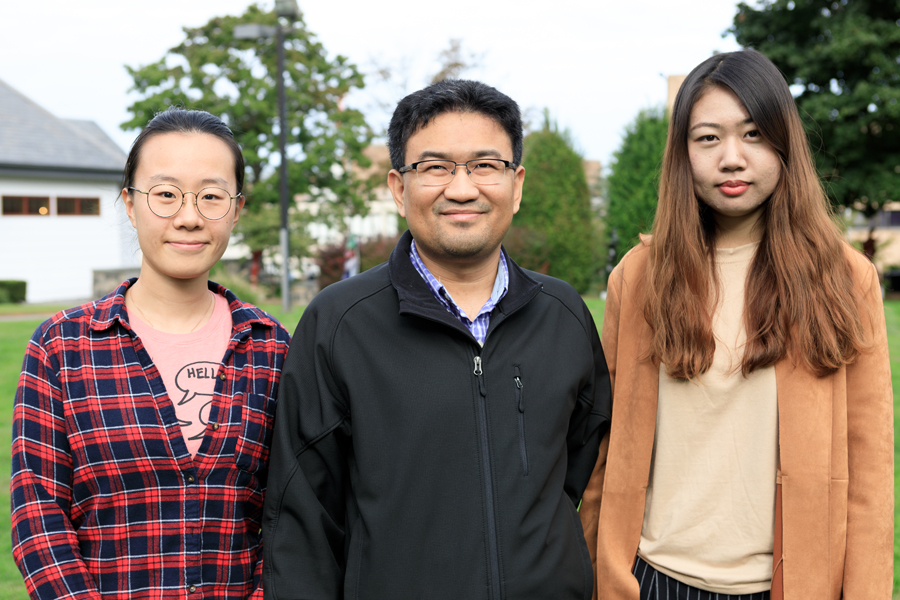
[415,149,504,162]
[689,117,755,132]
[148,174,231,187]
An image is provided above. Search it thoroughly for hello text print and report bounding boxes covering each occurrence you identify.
[175,361,218,440]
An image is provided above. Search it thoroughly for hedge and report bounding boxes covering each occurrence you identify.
[0,281,27,304]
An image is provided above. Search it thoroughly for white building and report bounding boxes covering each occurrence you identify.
[302,144,400,246]
[0,78,138,303]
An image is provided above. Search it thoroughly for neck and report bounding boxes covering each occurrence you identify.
[126,266,214,334]
[714,208,765,249]
[416,245,502,319]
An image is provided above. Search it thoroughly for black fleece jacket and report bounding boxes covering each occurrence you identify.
[263,231,611,600]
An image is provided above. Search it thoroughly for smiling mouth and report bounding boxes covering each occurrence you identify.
[168,241,207,250]
[441,211,483,221]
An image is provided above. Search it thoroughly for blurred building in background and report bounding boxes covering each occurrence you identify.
[0,78,137,303]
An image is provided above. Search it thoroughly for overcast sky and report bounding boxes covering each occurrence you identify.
[2,0,744,168]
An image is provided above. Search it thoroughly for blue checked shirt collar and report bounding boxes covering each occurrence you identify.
[409,239,508,346]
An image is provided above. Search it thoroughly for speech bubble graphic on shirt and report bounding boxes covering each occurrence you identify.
[188,401,214,441]
[175,361,220,406]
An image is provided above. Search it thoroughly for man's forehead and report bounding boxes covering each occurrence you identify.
[405,110,512,158]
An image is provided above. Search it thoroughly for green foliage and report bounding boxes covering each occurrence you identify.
[605,107,668,260]
[730,0,900,215]
[516,116,597,293]
[503,226,550,275]
[122,3,377,257]
[235,202,312,270]
[0,281,26,304]
[209,263,262,305]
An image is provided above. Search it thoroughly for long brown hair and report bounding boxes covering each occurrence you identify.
[645,49,868,379]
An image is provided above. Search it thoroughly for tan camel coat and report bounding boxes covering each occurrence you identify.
[579,239,893,599]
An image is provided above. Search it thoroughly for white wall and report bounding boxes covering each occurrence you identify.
[0,176,140,303]
[304,189,400,247]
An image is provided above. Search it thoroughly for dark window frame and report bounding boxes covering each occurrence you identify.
[57,197,101,216]
[2,196,51,216]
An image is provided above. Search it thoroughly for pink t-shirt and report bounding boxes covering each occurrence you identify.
[130,292,232,457]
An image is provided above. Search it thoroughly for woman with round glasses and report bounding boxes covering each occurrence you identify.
[11,108,290,599]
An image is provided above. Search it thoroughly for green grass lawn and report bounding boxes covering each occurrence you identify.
[0,300,896,597]
[0,319,43,600]
[0,304,68,317]
[886,301,900,595]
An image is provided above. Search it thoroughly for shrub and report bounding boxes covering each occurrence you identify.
[317,243,347,290]
[518,118,597,292]
[0,280,27,304]
[359,235,400,272]
[606,107,668,261]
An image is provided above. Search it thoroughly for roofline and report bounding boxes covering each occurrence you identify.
[0,163,123,183]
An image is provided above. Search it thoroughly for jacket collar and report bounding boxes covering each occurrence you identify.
[388,230,542,329]
[89,277,279,335]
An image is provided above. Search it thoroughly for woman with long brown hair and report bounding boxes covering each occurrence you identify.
[580,49,892,599]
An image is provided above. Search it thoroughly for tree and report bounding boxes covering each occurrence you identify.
[514,113,597,293]
[430,39,483,84]
[730,0,900,222]
[605,107,668,262]
[122,3,376,277]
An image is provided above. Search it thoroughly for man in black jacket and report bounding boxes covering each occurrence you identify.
[263,79,611,600]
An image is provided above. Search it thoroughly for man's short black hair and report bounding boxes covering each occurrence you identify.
[387,79,524,170]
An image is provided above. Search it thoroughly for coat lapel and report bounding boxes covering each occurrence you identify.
[775,359,834,598]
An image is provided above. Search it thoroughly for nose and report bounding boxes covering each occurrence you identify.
[720,137,747,171]
[172,192,205,229]
[443,164,480,201]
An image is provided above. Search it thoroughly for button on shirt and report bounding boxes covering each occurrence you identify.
[11,279,291,600]
[409,239,508,345]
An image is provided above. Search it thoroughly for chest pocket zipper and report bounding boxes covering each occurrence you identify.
[514,366,528,476]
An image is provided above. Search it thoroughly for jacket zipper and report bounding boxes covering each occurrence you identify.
[474,356,501,600]
[514,366,528,476]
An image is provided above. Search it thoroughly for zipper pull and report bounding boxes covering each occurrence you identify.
[473,356,487,396]
[514,376,524,412]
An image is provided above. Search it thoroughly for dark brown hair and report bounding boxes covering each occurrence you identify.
[645,49,868,379]
[121,107,245,194]
[387,79,523,170]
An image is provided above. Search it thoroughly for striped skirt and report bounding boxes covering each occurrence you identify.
[633,556,771,600]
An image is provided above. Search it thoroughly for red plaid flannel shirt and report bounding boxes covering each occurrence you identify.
[11,279,290,599]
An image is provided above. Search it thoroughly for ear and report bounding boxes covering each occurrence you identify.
[387,169,407,218]
[511,165,525,215]
[123,188,138,228]
[231,194,246,229]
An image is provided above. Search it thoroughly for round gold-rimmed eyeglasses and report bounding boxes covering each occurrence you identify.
[398,158,516,187]
[127,184,242,220]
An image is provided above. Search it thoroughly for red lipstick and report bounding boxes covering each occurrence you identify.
[718,180,749,196]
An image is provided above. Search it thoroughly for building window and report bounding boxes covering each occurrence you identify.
[58,197,100,215]
[2,196,50,216]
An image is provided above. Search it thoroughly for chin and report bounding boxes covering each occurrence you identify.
[441,242,492,259]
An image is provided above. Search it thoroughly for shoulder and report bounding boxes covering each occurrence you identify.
[841,242,878,284]
[307,262,393,316]
[610,237,652,286]
[525,269,582,305]
[21,294,122,372]
[33,295,112,344]
[515,267,596,334]
[212,283,292,345]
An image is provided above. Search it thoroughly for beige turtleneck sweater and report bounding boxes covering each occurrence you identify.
[638,242,778,595]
